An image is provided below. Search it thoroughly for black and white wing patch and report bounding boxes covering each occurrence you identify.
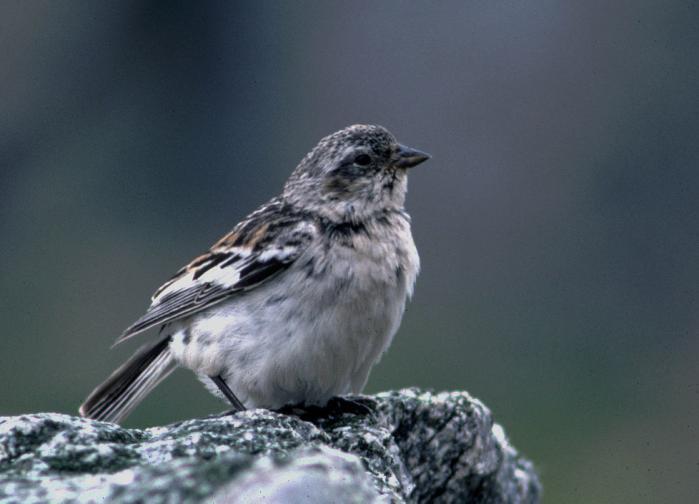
[115,210,315,345]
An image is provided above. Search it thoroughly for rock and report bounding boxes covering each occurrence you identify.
[0,388,540,503]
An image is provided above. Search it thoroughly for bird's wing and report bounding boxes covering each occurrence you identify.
[114,203,316,345]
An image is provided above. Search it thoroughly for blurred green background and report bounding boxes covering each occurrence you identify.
[1,2,697,502]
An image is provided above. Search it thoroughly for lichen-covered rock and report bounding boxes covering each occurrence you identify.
[0,388,540,503]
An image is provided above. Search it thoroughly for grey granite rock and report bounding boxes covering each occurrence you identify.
[0,388,540,503]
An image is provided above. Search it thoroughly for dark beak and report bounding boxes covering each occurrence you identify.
[394,143,431,169]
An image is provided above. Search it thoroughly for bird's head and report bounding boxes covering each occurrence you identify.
[283,124,430,221]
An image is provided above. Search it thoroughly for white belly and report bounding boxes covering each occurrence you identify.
[169,225,419,409]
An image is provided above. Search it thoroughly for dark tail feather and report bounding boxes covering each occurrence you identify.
[79,337,176,424]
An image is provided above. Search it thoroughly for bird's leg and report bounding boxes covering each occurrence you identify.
[210,375,246,411]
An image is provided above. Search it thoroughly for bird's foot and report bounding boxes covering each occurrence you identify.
[276,396,376,421]
[326,396,376,417]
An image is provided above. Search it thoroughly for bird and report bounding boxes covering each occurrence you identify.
[79,124,430,424]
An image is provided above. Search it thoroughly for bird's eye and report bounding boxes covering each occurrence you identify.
[354,154,371,166]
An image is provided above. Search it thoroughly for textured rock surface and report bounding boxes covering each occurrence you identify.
[0,388,540,503]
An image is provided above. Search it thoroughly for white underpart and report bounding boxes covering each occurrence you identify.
[167,213,419,409]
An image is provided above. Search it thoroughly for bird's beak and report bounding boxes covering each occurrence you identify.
[394,144,431,169]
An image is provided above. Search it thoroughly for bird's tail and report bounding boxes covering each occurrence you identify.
[79,337,176,424]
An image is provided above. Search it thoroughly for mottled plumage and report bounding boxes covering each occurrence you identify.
[80,124,430,423]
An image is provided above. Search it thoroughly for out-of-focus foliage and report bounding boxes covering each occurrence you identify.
[1,2,697,502]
